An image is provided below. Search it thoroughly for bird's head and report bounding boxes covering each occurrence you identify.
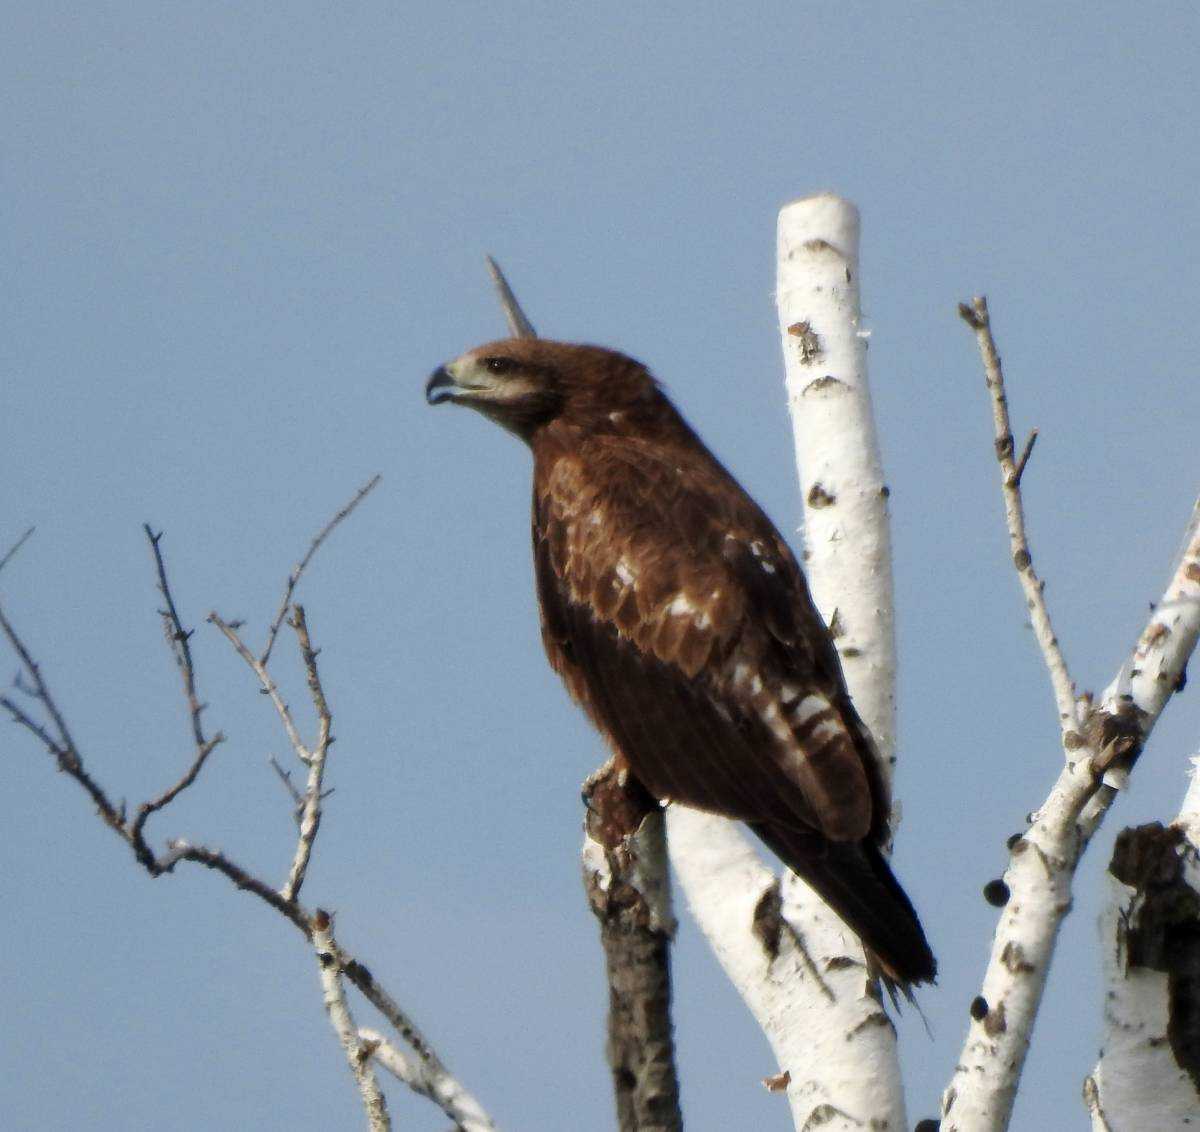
[425,338,660,442]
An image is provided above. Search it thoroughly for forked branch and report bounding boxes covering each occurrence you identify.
[942,299,1200,1131]
[958,297,1077,733]
[1,479,498,1132]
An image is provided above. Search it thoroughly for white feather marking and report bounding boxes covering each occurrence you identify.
[811,718,842,742]
[758,701,795,745]
[749,674,763,695]
[748,539,778,573]
[665,591,713,631]
[780,683,802,705]
[732,661,751,687]
[781,745,809,770]
[792,694,830,725]
[615,559,635,586]
[665,593,697,617]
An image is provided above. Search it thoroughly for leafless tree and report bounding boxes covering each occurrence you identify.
[4,197,1198,1131]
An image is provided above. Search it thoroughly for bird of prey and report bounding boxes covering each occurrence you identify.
[426,337,935,987]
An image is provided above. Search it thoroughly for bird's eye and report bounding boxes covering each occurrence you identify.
[484,356,515,376]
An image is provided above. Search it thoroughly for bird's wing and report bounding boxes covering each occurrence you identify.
[533,437,875,842]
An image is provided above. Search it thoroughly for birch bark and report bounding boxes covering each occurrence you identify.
[1085,762,1200,1130]
[669,193,906,1131]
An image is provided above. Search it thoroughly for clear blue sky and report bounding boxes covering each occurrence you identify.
[3,4,1198,1129]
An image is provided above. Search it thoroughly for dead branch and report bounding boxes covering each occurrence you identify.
[581,763,682,1132]
[943,299,1200,1131]
[958,297,1077,733]
[261,473,381,665]
[0,525,35,575]
[313,909,391,1132]
[1,479,499,1131]
[485,256,537,339]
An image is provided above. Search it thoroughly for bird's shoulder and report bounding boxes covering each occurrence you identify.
[532,427,820,674]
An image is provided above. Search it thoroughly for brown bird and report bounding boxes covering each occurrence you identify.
[426,337,936,987]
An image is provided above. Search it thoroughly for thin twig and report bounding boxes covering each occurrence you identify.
[485,256,537,339]
[959,297,1079,733]
[0,526,35,575]
[0,677,125,833]
[281,605,331,902]
[0,602,127,836]
[143,526,210,752]
[0,603,82,770]
[261,474,381,665]
[312,909,391,1132]
[269,755,305,812]
[163,839,317,935]
[1012,428,1039,487]
[129,525,227,852]
[133,735,225,827]
[210,611,311,762]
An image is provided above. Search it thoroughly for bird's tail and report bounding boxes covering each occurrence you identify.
[747,821,937,988]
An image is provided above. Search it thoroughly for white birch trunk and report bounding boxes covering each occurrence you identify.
[1084,761,1200,1129]
[669,192,905,1131]
[776,193,897,797]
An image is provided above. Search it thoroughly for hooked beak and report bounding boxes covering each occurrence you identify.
[425,366,457,405]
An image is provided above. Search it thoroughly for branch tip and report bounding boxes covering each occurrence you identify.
[485,255,537,339]
[1012,428,1039,486]
[958,296,988,329]
[260,475,381,665]
[0,525,36,575]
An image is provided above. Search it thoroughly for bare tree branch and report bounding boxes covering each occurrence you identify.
[485,256,537,339]
[1,604,126,835]
[360,1029,498,1131]
[1012,428,1038,487]
[209,610,312,763]
[959,297,1079,734]
[941,300,1200,1131]
[261,473,381,665]
[143,524,213,751]
[1,480,500,1132]
[281,605,331,902]
[582,763,681,1132]
[269,754,306,811]
[161,838,317,934]
[130,524,226,853]
[312,909,391,1132]
[0,525,35,575]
